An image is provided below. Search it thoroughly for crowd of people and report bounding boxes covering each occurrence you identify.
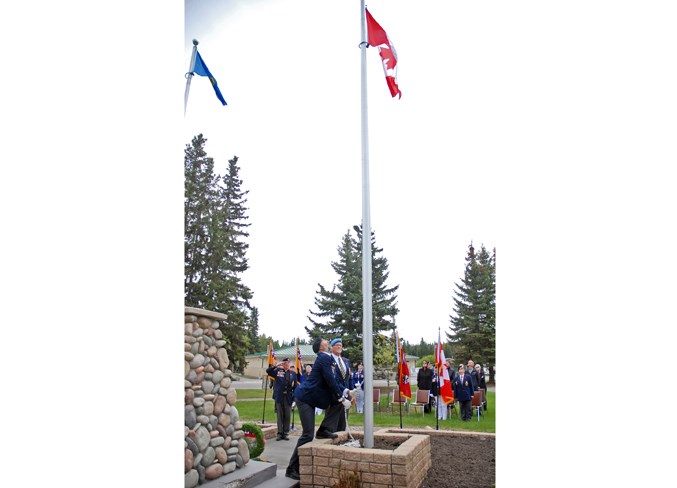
[265,338,490,481]
[416,358,489,421]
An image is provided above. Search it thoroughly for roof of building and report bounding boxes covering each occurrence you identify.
[245,344,418,361]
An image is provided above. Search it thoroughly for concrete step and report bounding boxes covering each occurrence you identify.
[253,469,300,488]
[199,461,277,488]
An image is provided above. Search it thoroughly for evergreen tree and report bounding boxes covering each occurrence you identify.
[447,243,496,379]
[185,134,216,306]
[305,226,399,365]
[185,136,255,372]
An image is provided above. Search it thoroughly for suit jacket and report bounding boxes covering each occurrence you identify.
[294,352,347,409]
[417,367,433,390]
[266,366,296,404]
[452,373,475,402]
[333,355,353,390]
[469,369,480,390]
[474,370,487,392]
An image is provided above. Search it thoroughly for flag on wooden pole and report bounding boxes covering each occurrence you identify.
[295,337,303,383]
[435,331,454,405]
[267,338,276,380]
[396,333,412,399]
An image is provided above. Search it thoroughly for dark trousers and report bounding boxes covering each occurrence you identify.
[460,399,472,421]
[318,402,346,434]
[287,399,315,474]
[275,398,292,437]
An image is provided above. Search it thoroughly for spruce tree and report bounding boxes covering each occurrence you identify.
[185,134,216,306]
[447,243,496,378]
[306,226,399,365]
[185,137,255,372]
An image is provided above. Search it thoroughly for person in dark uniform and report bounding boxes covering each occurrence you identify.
[351,363,365,413]
[453,364,475,421]
[285,337,354,481]
[265,358,296,441]
[416,360,434,413]
[317,338,354,436]
[474,363,488,411]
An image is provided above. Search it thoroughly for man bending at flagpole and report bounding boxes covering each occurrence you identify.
[285,338,356,480]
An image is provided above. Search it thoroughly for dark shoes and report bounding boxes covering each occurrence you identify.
[285,469,301,480]
[315,430,338,439]
[282,435,290,440]
[276,436,283,441]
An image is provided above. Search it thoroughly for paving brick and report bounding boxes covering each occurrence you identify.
[338,460,357,472]
[361,472,375,483]
[375,473,392,485]
[392,474,407,485]
[370,462,391,474]
[371,450,391,463]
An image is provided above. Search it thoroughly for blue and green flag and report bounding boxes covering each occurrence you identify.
[194,50,227,106]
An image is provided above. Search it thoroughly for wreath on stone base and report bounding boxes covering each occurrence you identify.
[241,423,266,459]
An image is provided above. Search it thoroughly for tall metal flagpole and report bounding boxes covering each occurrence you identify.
[184,39,199,116]
[359,0,374,449]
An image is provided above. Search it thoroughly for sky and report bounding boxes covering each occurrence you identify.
[4,0,677,486]
[184,0,504,345]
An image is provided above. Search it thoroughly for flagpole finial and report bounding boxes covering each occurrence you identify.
[192,39,199,46]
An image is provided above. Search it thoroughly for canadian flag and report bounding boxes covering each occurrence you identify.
[435,333,454,405]
[365,8,401,99]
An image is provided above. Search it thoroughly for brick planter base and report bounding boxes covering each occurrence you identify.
[298,431,431,488]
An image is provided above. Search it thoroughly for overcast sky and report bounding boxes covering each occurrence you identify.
[184,0,505,345]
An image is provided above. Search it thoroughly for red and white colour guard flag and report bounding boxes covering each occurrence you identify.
[365,8,402,99]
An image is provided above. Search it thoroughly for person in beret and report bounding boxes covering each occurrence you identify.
[265,357,296,440]
[316,338,355,436]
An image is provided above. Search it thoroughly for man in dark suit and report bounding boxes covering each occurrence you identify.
[467,359,479,391]
[265,358,296,440]
[452,364,475,421]
[285,337,353,481]
[317,338,354,436]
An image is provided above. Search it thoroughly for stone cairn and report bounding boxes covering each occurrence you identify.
[185,308,250,488]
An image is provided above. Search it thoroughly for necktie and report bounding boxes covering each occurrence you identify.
[339,358,346,379]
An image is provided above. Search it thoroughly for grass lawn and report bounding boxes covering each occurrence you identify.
[234,386,495,433]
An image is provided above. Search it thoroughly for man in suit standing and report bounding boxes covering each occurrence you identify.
[265,358,296,441]
[467,359,479,391]
[317,338,354,436]
[285,338,354,481]
[453,364,475,421]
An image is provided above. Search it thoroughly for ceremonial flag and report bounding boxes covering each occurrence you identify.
[266,338,276,380]
[193,50,227,106]
[295,337,303,384]
[365,8,401,99]
[435,331,454,405]
[396,334,412,399]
